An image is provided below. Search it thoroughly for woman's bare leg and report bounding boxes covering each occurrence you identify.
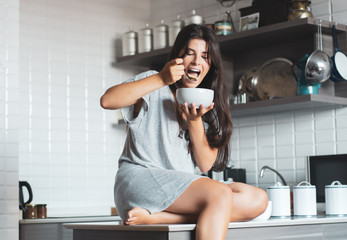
[127,178,233,240]
[124,179,268,240]
[227,182,268,221]
[125,207,197,225]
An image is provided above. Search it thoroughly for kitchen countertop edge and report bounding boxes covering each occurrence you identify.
[19,215,122,224]
[62,215,347,232]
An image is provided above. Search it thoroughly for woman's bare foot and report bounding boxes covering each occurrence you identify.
[124,207,198,225]
[124,207,154,225]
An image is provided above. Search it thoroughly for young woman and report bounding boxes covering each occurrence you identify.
[100,24,268,240]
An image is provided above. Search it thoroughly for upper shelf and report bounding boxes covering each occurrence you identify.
[115,18,347,68]
[230,94,347,117]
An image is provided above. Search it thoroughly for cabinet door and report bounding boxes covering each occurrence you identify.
[60,224,73,240]
[20,224,60,240]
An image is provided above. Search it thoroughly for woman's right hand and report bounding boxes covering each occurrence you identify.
[158,58,185,85]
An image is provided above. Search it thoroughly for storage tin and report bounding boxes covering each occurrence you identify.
[122,27,138,56]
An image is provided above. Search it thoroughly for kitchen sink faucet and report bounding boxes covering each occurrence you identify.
[259,165,287,186]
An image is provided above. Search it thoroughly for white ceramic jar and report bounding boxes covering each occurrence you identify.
[169,15,184,46]
[325,181,347,215]
[293,181,317,216]
[138,24,153,53]
[184,9,204,25]
[153,20,169,50]
[267,183,291,217]
[122,27,138,56]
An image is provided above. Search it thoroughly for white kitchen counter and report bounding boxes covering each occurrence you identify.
[20,215,121,224]
[63,215,347,240]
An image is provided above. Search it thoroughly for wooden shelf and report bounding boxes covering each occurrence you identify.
[115,18,347,117]
[115,18,347,68]
[230,94,347,117]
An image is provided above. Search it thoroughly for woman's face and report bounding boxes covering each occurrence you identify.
[180,38,211,88]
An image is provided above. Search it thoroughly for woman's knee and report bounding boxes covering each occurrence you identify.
[248,187,268,218]
[206,182,234,209]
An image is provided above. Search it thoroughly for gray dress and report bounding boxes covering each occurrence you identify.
[114,70,203,220]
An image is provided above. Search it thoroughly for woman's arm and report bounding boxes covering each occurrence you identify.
[181,103,217,173]
[100,58,185,110]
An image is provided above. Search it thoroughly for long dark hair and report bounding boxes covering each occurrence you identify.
[169,24,233,172]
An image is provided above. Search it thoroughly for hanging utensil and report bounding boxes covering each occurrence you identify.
[292,21,331,87]
[330,23,347,82]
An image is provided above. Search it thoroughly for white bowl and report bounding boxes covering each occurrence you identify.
[176,88,214,108]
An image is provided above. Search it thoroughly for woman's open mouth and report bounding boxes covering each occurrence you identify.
[185,69,200,81]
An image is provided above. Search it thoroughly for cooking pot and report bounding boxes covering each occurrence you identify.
[19,181,33,211]
[330,24,347,82]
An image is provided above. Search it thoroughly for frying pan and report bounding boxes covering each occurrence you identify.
[250,58,297,101]
[330,24,347,82]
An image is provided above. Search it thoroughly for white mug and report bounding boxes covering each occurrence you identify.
[325,181,347,215]
[293,181,317,216]
[267,184,291,217]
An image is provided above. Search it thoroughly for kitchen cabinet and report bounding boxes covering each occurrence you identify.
[19,216,121,240]
[115,18,347,117]
[65,216,347,240]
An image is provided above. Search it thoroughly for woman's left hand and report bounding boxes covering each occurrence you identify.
[180,102,214,121]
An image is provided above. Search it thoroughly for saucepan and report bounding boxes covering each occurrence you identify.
[292,50,331,85]
[330,24,347,82]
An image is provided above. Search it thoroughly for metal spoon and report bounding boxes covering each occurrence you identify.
[185,70,198,81]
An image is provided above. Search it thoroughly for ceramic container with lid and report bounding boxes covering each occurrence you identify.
[122,27,138,56]
[293,181,317,216]
[185,9,204,25]
[325,181,347,215]
[267,182,291,217]
[153,20,169,50]
[169,15,184,46]
[138,24,153,53]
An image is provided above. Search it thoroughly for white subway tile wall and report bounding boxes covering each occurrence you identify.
[18,0,150,217]
[0,1,347,238]
[0,0,20,239]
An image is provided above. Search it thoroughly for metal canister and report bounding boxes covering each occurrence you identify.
[153,20,169,50]
[185,9,205,25]
[215,21,232,35]
[122,27,138,56]
[169,15,184,46]
[138,24,153,53]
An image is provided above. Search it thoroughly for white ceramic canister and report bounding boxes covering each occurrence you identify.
[169,15,184,46]
[138,24,153,53]
[122,27,138,56]
[325,181,347,215]
[153,20,169,50]
[267,184,291,217]
[293,181,317,216]
[185,9,205,25]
